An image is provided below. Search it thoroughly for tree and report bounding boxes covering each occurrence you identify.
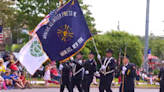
[16,0,98,33]
[0,0,16,27]
[86,31,143,67]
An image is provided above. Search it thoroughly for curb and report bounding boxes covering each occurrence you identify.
[31,86,159,89]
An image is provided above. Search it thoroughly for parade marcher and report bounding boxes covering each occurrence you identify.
[119,55,137,92]
[59,61,72,92]
[98,49,117,92]
[157,60,164,92]
[71,52,83,92]
[82,51,97,92]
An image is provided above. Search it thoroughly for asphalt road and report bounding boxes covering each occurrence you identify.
[0,88,159,92]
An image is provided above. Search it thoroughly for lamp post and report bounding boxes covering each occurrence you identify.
[144,0,150,74]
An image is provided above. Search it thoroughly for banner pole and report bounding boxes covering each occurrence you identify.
[91,38,102,65]
[122,42,127,92]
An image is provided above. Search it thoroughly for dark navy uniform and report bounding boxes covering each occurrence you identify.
[158,67,164,92]
[71,59,83,92]
[60,61,72,92]
[99,57,117,92]
[119,63,137,92]
[82,59,97,92]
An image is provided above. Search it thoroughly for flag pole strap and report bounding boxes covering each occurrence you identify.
[91,38,102,65]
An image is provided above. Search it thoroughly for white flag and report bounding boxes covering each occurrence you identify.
[19,34,49,75]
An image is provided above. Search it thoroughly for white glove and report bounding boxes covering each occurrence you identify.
[95,71,99,75]
[78,60,82,65]
[122,66,127,71]
[85,70,89,74]
[101,65,106,70]
[71,63,75,67]
[97,54,101,60]
[59,64,63,70]
[122,71,125,75]
[70,57,74,61]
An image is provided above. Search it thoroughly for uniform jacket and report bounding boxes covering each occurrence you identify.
[158,67,164,86]
[100,57,117,75]
[82,59,97,77]
[61,62,71,82]
[120,63,137,90]
[72,59,83,79]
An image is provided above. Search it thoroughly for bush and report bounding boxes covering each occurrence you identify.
[153,69,159,75]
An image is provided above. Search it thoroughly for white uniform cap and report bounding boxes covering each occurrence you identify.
[161,60,164,64]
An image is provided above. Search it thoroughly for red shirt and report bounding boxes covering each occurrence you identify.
[20,76,25,82]
[137,71,139,75]
[10,64,18,70]
[51,69,58,76]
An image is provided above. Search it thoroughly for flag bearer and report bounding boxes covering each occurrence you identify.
[119,55,137,92]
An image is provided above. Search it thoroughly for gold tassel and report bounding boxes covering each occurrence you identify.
[71,0,74,5]
[60,0,63,6]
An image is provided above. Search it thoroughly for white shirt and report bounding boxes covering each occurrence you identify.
[38,66,44,71]
[125,63,129,67]
[3,61,10,69]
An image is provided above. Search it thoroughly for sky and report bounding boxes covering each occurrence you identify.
[83,0,164,36]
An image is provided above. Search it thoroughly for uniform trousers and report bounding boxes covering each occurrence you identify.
[71,77,83,92]
[82,75,93,92]
[160,83,164,92]
[60,78,71,92]
[99,74,113,92]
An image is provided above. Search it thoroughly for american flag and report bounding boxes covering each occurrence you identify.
[0,25,3,42]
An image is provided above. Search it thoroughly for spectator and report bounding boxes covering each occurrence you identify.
[0,72,7,89]
[149,65,153,72]
[10,70,25,89]
[51,65,60,82]
[44,65,51,86]
[3,69,14,89]
[32,72,37,85]
[3,52,10,62]
[37,66,44,78]
[136,68,140,85]
[0,58,6,76]
[20,72,31,88]
[92,76,98,85]
[9,55,19,72]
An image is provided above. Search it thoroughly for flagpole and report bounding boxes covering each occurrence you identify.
[122,42,127,92]
[91,38,102,65]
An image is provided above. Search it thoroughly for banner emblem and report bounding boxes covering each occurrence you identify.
[57,24,73,42]
[30,41,44,57]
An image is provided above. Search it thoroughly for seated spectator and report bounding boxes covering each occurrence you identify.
[9,55,19,72]
[20,72,31,88]
[92,76,98,85]
[32,72,37,85]
[0,58,6,76]
[51,65,60,82]
[0,72,7,89]
[10,70,25,89]
[3,69,13,89]
[3,52,10,62]
[37,66,44,78]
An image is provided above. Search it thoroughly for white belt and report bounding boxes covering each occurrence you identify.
[72,65,83,76]
[101,70,115,75]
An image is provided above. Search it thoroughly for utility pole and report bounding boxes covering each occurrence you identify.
[144,0,150,74]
